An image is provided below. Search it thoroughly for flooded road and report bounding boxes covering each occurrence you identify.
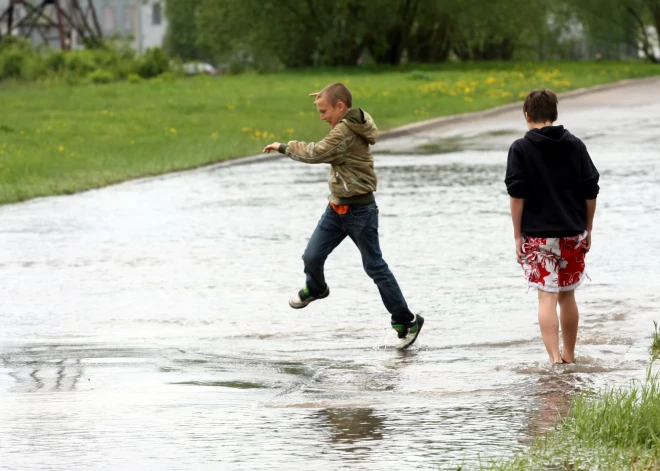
[1,79,660,470]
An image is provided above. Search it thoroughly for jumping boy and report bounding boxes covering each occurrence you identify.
[262,82,423,349]
[505,89,599,364]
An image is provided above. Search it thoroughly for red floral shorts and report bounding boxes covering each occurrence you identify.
[520,232,588,293]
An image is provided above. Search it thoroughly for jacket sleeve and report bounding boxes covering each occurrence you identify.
[281,124,351,164]
[580,142,600,199]
[504,143,526,198]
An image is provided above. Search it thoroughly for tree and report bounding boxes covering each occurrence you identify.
[164,0,211,61]
[567,0,659,62]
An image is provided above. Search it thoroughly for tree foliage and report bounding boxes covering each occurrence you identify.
[164,0,660,68]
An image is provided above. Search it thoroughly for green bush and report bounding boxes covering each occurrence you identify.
[88,69,114,84]
[0,36,32,53]
[137,47,170,78]
[0,49,26,79]
[22,55,48,81]
[127,73,142,84]
[0,39,171,84]
[45,51,66,72]
[65,51,97,76]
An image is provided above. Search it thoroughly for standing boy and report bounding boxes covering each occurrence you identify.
[505,89,599,364]
[262,83,423,349]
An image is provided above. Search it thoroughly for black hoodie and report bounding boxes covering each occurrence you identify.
[505,125,600,237]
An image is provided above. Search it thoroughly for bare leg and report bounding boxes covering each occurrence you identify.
[538,290,560,363]
[558,290,579,363]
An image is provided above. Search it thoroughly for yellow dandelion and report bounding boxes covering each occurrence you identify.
[464,87,472,93]
[345,79,350,85]
[486,77,497,84]
[284,128,295,134]
[58,145,64,152]
[102,110,109,115]
[169,128,177,134]
[464,97,474,102]
[314,82,320,87]
[242,127,253,133]
[518,91,527,99]
[299,111,306,117]
[47,125,52,131]
[211,132,218,139]
[226,104,235,111]
[255,130,262,137]
[247,100,252,105]
[20,130,24,135]
[131,140,135,145]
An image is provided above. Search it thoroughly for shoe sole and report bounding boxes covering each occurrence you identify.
[399,315,425,350]
[289,287,330,309]
[289,298,311,309]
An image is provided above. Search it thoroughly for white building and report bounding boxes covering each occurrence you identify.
[94,0,168,53]
[0,0,167,53]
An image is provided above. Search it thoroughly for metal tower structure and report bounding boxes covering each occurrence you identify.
[0,0,102,50]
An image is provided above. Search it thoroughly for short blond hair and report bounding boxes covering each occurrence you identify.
[316,82,352,108]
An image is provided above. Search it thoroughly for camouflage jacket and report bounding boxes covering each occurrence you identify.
[278,108,379,205]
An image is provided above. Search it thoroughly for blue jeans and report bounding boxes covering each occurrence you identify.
[302,202,414,325]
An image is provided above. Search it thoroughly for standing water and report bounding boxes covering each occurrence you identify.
[1,81,659,470]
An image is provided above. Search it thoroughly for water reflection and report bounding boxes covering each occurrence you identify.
[316,408,384,450]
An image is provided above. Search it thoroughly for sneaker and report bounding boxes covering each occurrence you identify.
[289,285,330,309]
[392,314,425,349]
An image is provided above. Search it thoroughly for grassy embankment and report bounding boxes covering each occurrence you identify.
[1,61,659,205]
[484,322,660,471]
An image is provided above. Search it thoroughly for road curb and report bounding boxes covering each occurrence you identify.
[206,75,660,170]
[378,75,660,140]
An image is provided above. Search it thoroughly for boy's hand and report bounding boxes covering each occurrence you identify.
[515,237,524,263]
[309,92,319,98]
[262,142,282,153]
[584,231,591,253]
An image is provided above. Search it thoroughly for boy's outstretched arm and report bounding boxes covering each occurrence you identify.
[262,125,348,164]
[510,197,524,262]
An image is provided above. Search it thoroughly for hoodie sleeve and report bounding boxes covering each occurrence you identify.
[284,124,352,164]
[580,142,600,199]
[505,142,526,198]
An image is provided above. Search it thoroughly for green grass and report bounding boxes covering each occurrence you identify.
[652,322,660,360]
[1,61,659,205]
[482,325,660,471]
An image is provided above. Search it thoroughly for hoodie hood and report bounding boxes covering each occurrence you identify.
[341,108,379,145]
[524,125,573,148]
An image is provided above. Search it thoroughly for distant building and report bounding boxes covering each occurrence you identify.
[93,0,167,53]
[0,0,167,53]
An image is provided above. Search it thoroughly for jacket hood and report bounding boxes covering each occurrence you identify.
[341,108,379,145]
[524,125,574,149]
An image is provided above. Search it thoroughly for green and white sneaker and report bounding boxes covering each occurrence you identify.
[392,314,425,349]
[289,284,330,309]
